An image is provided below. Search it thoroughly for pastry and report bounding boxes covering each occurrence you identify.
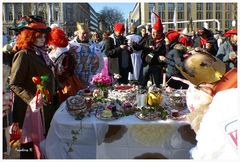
[66,95,87,116]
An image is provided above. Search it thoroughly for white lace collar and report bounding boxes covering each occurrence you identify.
[48,47,69,63]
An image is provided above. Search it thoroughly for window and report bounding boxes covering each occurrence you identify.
[158,3,165,11]
[225,4,232,10]
[158,12,165,20]
[54,11,58,20]
[178,23,184,29]
[178,3,184,11]
[197,12,203,19]
[225,12,232,19]
[197,3,203,10]
[168,12,174,19]
[225,20,232,29]
[17,12,22,20]
[8,12,13,21]
[216,3,222,10]
[206,3,213,10]
[168,24,174,29]
[67,5,72,20]
[168,3,175,11]
[197,22,203,28]
[209,22,213,29]
[39,11,45,19]
[216,12,222,19]
[149,3,155,12]
[178,12,184,20]
[206,12,213,19]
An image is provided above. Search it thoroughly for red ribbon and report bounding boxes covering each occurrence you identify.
[32,76,50,106]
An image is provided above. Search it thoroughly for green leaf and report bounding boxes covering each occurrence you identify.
[71,130,75,134]
[68,147,73,152]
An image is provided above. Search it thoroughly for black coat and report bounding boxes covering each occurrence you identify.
[105,34,133,75]
[133,35,166,67]
[165,42,186,78]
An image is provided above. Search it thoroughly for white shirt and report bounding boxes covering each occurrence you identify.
[191,88,240,160]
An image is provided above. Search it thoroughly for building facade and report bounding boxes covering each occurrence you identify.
[2,3,100,37]
[129,2,237,32]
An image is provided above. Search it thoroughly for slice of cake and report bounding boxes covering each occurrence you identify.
[101,109,112,118]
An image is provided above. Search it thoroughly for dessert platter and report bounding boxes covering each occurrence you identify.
[95,102,123,121]
[108,84,137,102]
[121,101,137,115]
[135,106,169,121]
[169,109,187,120]
[168,89,187,111]
[135,112,162,121]
[66,95,87,116]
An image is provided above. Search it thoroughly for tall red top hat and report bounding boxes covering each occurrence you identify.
[152,12,163,33]
[114,23,125,32]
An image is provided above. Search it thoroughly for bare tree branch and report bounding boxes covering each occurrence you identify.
[99,7,125,33]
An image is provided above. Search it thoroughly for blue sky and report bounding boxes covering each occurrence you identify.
[89,3,136,20]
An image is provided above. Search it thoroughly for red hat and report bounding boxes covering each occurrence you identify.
[152,12,163,33]
[224,29,237,37]
[166,30,180,42]
[48,27,68,47]
[114,23,125,32]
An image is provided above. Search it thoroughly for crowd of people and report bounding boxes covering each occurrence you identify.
[2,13,238,159]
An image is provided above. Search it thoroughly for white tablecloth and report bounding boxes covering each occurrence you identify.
[41,102,196,159]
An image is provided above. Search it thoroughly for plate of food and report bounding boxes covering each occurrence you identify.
[169,110,187,120]
[95,108,122,121]
[114,84,134,91]
[135,112,162,121]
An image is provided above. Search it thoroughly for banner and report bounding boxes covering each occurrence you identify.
[173,6,177,28]
[150,6,155,28]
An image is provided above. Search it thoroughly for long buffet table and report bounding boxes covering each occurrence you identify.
[41,102,196,159]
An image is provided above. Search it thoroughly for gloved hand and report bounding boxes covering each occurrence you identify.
[29,95,45,112]
[9,123,22,149]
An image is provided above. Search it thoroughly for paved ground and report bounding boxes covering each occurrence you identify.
[3,64,18,159]
[3,148,20,159]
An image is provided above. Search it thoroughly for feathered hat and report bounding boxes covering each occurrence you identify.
[10,15,51,33]
[152,12,163,33]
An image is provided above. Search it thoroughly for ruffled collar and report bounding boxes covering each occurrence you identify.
[48,47,68,63]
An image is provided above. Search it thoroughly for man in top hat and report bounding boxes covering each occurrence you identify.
[216,29,237,71]
[132,12,166,87]
[105,23,133,84]
[194,27,218,51]
[204,38,219,56]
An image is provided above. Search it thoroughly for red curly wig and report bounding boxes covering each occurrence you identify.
[47,28,68,48]
[15,22,50,50]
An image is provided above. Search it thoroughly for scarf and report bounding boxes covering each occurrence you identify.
[30,44,53,67]
[153,36,163,48]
